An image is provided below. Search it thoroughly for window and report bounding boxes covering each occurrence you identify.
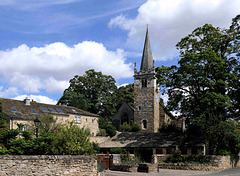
[72,109,76,113]
[56,109,63,113]
[49,108,56,112]
[74,116,81,123]
[121,113,129,125]
[32,110,38,114]
[142,119,147,129]
[11,107,18,112]
[41,107,48,111]
[86,119,87,122]
[142,79,147,88]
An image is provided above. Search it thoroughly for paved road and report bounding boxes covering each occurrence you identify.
[104,168,240,176]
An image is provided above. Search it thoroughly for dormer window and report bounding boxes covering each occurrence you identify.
[142,79,147,88]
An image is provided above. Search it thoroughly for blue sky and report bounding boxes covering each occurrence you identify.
[0,0,239,104]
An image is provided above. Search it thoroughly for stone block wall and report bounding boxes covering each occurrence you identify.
[158,155,240,171]
[0,155,97,176]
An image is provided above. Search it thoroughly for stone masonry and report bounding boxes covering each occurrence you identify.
[0,155,97,176]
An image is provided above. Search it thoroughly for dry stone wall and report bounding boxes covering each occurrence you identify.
[0,155,97,176]
[158,155,240,171]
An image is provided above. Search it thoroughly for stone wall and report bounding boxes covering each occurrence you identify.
[0,155,97,176]
[158,155,240,171]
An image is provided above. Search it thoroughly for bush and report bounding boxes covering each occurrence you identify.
[105,124,116,137]
[110,147,123,154]
[120,122,141,132]
[159,123,182,133]
[97,129,107,137]
[120,149,131,162]
[165,151,210,164]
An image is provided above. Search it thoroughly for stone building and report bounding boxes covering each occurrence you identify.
[0,97,99,136]
[113,28,184,132]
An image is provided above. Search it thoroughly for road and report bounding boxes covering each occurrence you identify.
[104,168,240,176]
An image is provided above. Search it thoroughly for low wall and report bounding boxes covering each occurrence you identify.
[158,155,240,171]
[0,155,97,176]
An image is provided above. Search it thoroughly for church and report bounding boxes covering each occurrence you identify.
[100,28,206,163]
[113,28,184,132]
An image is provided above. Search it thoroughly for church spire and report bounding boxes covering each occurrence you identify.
[140,27,154,71]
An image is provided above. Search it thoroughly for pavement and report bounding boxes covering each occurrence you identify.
[104,168,240,176]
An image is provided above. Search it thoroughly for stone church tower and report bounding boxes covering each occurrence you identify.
[134,28,160,132]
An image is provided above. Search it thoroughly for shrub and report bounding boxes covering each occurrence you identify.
[110,147,123,154]
[165,151,210,164]
[120,121,141,132]
[97,129,107,137]
[105,124,116,137]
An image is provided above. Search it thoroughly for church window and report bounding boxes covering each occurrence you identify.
[142,79,147,88]
[142,119,147,129]
[139,106,141,110]
[121,113,129,125]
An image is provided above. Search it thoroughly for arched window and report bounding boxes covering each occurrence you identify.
[142,119,147,129]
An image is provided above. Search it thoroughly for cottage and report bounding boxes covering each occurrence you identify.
[0,97,99,136]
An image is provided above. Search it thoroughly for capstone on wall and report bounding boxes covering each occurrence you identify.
[0,155,97,176]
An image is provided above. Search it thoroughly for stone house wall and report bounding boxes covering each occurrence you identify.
[0,155,97,176]
[10,114,99,136]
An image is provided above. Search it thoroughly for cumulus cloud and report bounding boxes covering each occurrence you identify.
[109,0,240,60]
[13,95,57,105]
[0,42,132,94]
[0,87,18,97]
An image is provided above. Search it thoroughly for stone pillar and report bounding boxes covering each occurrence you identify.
[152,148,158,164]
[162,148,167,155]
[187,149,191,155]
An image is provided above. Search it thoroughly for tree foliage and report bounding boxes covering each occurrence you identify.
[120,122,141,132]
[155,15,240,154]
[58,69,117,121]
[49,122,93,155]
[0,102,8,138]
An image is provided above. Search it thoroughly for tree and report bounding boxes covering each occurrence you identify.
[58,69,117,121]
[0,102,8,136]
[49,122,94,155]
[115,84,134,110]
[155,15,240,154]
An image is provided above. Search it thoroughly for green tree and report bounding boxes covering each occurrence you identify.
[115,84,134,110]
[155,15,240,154]
[0,102,8,136]
[58,69,117,121]
[49,122,93,155]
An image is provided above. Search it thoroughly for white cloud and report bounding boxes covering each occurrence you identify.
[13,95,57,105]
[0,42,132,94]
[109,0,240,60]
[0,87,18,97]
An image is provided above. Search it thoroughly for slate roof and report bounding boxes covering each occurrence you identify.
[0,97,99,120]
[99,132,185,148]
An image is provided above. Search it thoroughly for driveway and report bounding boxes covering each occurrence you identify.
[104,168,240,176]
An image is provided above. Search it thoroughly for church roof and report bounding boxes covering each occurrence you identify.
[99,132,185,148]
[140,27,154,71]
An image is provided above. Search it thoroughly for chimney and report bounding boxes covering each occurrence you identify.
[24,97,31,105]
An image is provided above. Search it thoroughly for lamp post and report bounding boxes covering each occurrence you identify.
[34,117,41,137]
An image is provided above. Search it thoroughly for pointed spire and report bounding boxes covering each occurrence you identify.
[140,27,154,71]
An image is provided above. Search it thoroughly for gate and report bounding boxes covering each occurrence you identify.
[97,152,110,170]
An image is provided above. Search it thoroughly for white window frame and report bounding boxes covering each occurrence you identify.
[74,116,81,124]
